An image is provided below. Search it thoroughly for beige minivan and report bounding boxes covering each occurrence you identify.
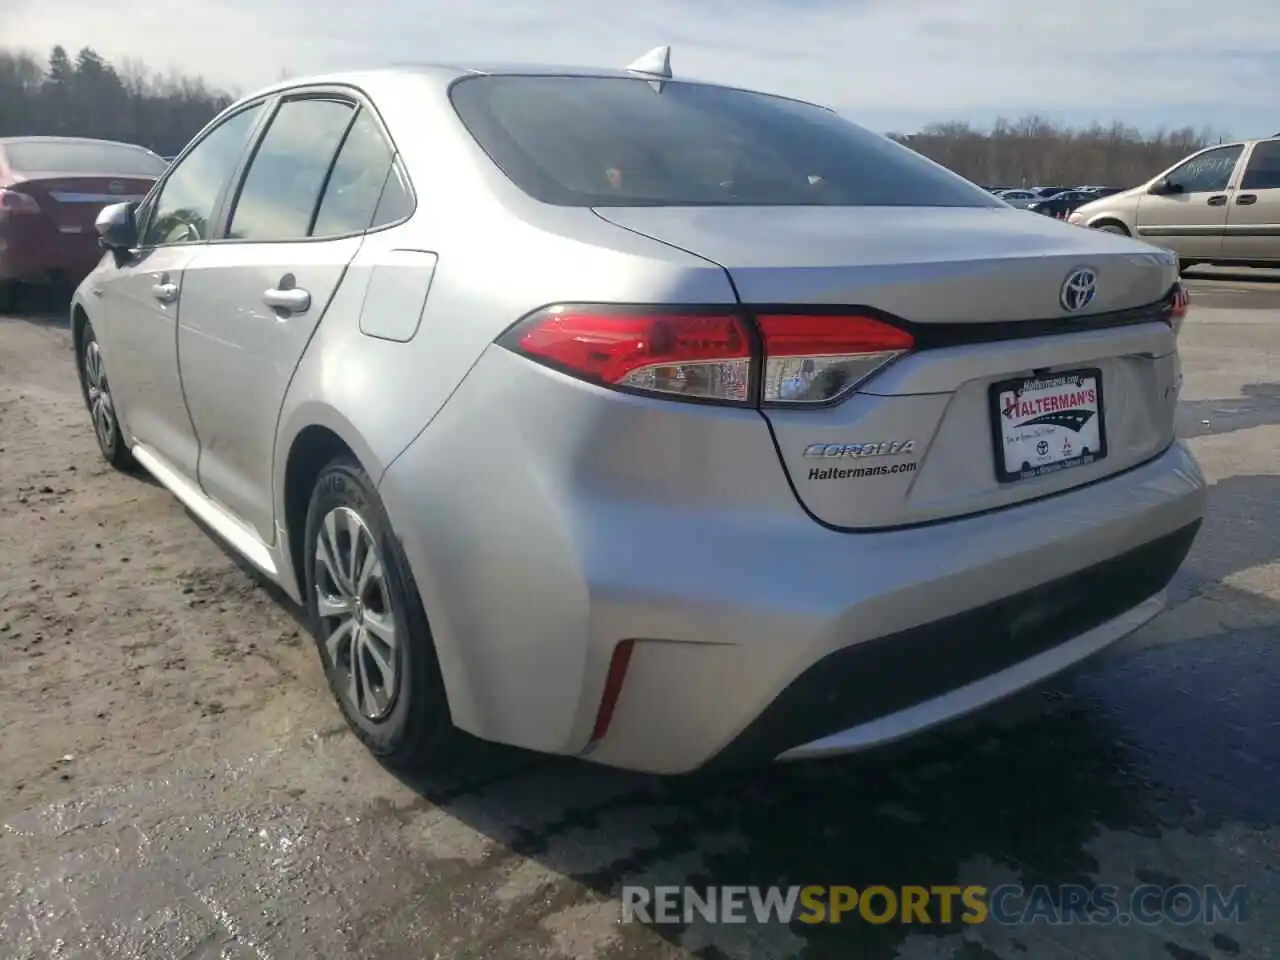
[1069,137,1280,269]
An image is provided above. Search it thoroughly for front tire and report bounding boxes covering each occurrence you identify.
[1095,222,1130,236]
[303,455,458,770]
[77,322,134,470]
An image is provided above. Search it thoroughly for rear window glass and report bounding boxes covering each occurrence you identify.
[2,140,167,177]
[450,75,999,208]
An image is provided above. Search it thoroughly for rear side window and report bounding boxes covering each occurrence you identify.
[372,164,413,225]
[1241,140,1280,191]
[2,140,167,177]
[450,76,999,208]
[227,98,355,241]
[311,108,408,237]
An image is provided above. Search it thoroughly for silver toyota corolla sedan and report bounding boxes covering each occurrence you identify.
[73,49,1206,775]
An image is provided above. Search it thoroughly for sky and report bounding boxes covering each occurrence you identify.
[7,0,1279,138]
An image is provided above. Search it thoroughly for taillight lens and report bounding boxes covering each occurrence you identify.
[1167,283,1189,336]
[757,313,914,404]
[0,188,41,219]
[500,306,914,406]
[501,306,754,403]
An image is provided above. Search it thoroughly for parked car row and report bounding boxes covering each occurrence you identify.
[982,185,1125,216]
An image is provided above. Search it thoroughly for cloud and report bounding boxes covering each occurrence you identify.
[6,0,1278,134]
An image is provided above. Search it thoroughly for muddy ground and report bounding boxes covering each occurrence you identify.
[0,272,1277,959]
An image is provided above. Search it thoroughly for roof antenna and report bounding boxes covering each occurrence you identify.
[625,45,672,92]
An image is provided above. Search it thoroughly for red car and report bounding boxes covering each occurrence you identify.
[0,136,166,306]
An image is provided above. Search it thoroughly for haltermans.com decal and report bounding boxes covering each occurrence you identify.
[808,462,919,481]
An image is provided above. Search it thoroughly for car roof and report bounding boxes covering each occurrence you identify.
[237,62,831,113]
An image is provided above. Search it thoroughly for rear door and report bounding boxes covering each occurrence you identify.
[1134,143,1244,260]
[177,94,402,542]
[1222,139,1280,263]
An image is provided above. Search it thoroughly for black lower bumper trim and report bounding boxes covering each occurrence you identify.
[705,519,1202,771]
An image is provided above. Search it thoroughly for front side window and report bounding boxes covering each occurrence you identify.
[226,98,355,241]
[1240,140,1280,191]
[450,75,1000,208]
[142,103,263,246]
[1165,145,1243,194]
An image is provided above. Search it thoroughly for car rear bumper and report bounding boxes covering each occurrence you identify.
[379,347,1207,775]
[0,220,104,284]
[714,519,1196,769]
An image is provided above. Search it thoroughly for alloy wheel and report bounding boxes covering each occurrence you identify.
[83,339,116,453]
[313,506,400,721]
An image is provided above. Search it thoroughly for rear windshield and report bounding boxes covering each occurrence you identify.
[450,75,999,208]
[2,140,167,177]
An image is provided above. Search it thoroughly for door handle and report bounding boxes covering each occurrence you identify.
[1206,195,1227,206]
[262,286,311,313]
[151,281,178,302]
[1237,194,1258,205]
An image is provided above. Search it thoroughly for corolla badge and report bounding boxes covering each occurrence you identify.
[803,440,916,459]
[1059,267,1097,312]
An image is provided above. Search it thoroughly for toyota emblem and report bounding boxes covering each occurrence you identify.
[1060,267,1097,313]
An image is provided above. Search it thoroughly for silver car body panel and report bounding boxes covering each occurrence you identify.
[377,345,1205,772]
[73,63,1207,773]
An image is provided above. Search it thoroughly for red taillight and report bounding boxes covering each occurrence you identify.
[1165,283,1190,337]
[756,313,914,404]
[0,188,41,219]
[500,306,914,406]
[590,639,635,743]
[502,307,754,403]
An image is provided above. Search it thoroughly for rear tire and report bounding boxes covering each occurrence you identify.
[76,321,135,470]
[303,455,460,771]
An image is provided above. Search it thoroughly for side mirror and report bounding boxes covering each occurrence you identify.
[95,201,138,251]
[1149,178,1183,196]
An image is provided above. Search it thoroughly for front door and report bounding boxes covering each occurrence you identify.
[92,245,201,476]
[91,101,266,479]
[1222,139,1280,263]
[1135,143,1245,261]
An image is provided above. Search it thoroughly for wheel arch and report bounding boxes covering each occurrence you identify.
[1089,217,1132,236]
[276,404,387,600]
[70,301,91,389]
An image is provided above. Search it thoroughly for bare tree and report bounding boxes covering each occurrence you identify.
[892,116,1225,187]
[0,45,233,155]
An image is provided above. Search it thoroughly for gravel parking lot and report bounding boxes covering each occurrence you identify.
[1,271,1277,960]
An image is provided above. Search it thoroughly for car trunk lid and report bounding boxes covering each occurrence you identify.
[13,174,153,236]
[595,205,1182,529]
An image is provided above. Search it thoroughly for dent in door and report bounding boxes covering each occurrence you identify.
[357,249,439,342]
